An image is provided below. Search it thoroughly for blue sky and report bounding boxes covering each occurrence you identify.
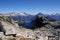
[0,0,60,15]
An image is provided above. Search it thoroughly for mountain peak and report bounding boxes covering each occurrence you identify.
[19,12,29,16]
[36,12,45,17]
[37,12,44,15]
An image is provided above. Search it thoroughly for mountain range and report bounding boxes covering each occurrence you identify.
[2,12,60,21]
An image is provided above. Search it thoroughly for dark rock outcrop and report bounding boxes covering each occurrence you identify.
[34,15,60,29]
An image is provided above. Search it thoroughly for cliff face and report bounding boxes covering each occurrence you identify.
[0,15,60,40]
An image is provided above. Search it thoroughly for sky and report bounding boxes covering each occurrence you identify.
[0,0,60,15]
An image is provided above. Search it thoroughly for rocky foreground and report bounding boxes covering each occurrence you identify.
[0,15,60,40]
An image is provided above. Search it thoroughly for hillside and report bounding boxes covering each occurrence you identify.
[0,14,60,40]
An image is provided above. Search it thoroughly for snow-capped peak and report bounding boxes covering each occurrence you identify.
[19,12,28,16]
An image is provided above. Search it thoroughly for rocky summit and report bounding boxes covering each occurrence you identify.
[0,14,60,40]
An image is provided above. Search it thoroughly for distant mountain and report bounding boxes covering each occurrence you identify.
[3,12,30,16]
[36,12,60,21]
[51,13,60,21]
[6,12,36,21]
[36,12,45,17]
[46,13,60,21]
[36,12,55,21]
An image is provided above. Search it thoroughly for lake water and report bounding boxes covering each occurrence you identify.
[21,22,35,29]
